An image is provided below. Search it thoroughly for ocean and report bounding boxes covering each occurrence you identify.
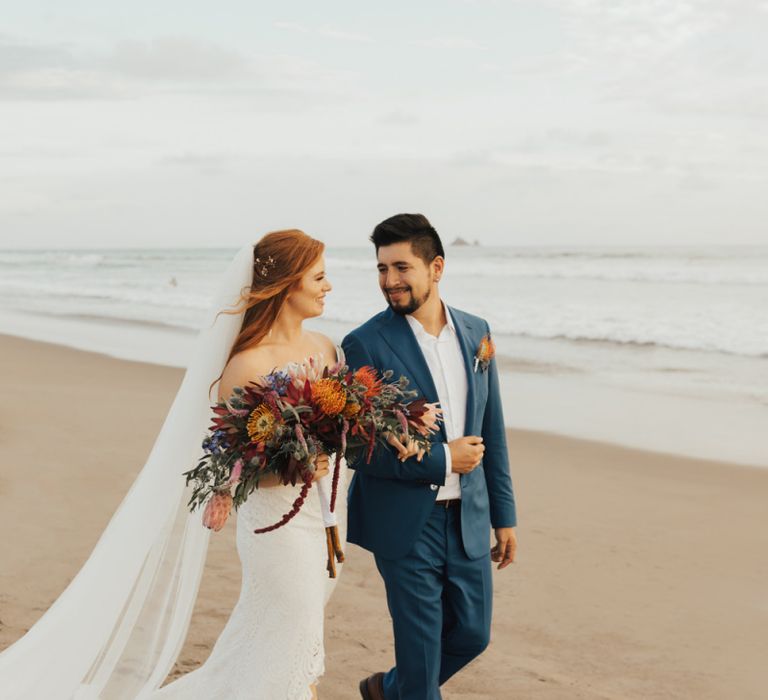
[1,245,766,357]
[1,245,766,465]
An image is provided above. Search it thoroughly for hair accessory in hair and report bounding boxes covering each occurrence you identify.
[255,255,278,279]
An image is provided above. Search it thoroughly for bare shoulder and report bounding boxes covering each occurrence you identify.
[217,347,275,402]
[308,331,339,365]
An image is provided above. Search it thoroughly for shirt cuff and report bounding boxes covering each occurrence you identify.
[443,442,452,480]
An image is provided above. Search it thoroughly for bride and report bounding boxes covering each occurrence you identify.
[0,229,347,699]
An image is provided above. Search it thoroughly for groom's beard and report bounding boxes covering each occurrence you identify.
[386,285,430,315]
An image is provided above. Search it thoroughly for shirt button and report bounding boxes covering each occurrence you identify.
[430,484,438,491]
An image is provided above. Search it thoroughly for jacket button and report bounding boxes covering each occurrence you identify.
[430,484,438,491]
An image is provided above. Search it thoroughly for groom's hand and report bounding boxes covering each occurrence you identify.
[386,432,426,462]
[448,436,485,473]
[492,527,517,570]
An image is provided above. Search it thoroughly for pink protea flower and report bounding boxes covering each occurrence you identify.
[414,402,443,436]
[202,489,233,532]
[228,458,244,485]
[294,423,310,456]
[395,409,409,436]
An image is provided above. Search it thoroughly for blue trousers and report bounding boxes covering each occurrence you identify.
[374,502,493,700]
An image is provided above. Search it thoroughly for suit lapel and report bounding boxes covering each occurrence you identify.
[447,305,477,435]
[376,304,478,442]
[376,307,440,402]
[375,307,449,442]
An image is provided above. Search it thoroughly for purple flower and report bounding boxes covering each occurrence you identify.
[266,370,291,396]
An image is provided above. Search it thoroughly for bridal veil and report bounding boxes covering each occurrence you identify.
[0,243,255,699]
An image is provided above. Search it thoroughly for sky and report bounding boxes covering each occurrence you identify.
[1,0,767,248]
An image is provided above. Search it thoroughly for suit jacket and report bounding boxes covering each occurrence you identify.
[341,304,517,560]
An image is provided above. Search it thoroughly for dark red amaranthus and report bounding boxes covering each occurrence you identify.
[329,419,349,513]
[252,471,313,534]
[366,417,376,463]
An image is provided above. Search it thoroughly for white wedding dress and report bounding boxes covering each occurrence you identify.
[151,352,348,700]
[0,245,349,700]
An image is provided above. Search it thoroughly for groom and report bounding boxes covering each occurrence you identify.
[341,214,518,700]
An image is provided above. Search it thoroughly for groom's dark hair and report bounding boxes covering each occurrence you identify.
[370,213,445,264]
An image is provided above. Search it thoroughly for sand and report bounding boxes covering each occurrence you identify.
[1,333,766,699]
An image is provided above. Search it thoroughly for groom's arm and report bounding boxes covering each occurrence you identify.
[341,331,448,485]
[480,324,517,528]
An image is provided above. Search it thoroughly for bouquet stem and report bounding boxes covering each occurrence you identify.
[325,525,345,578]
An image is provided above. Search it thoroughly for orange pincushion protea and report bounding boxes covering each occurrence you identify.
[342,399,361,419]
[354,365,383,398]
[247,404,276,443]
[474,333,496,372]
[312,378,347,417]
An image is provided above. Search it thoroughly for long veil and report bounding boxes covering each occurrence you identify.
[0,243,255,699]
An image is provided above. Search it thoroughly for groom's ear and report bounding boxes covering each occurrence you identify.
[431,255,445,282]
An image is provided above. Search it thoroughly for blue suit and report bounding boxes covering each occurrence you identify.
[342,304,517,700]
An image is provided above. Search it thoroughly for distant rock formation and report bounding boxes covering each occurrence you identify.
[451,237,481,247]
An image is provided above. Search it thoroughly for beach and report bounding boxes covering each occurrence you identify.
[1,334,765,699]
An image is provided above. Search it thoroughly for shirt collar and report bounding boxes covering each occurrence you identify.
[406,299,456,339]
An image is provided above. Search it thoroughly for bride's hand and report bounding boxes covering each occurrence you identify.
[386,432,425,463]
[312,452,330,481]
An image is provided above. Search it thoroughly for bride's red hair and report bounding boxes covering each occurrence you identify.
[208,229,324,398]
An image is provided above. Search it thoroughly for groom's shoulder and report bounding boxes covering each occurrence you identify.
[346,308,389,339]
[448,304,489,332]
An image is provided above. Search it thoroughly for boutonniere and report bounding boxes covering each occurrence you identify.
[473,333,495,372]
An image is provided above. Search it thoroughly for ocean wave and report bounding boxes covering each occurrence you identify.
[24,309,201,333]
[16,306,767,360]
[0,279,214,310]
[3,249,767,286]
[492,327,768,359]
[325,255,768,285]
[0,249,235,269]
[478,264,768,285]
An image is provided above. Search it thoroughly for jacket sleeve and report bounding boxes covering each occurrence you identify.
[340,330,448,485]
[480,323,517,528]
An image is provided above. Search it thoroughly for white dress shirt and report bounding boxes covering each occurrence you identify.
[406,299,468,500]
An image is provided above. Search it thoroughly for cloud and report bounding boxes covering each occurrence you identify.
[157,151,239,175]
[0,34,359,102]
[273,21,373,43]
[0,34,251,100]
[105,37,250,82]
[0,35,76,74]
[378,111,421,126]
[548,0,768,125]
[410,36,487,50]
[0,36,113,100]
[480,52,583,77]
[0,68,123,101]
[560,0,726,72]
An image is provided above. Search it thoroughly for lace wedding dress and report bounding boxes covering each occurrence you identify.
[152,352,348,700]
[0,245,348,699]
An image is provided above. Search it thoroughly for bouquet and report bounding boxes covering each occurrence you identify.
[184,354,442,577]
